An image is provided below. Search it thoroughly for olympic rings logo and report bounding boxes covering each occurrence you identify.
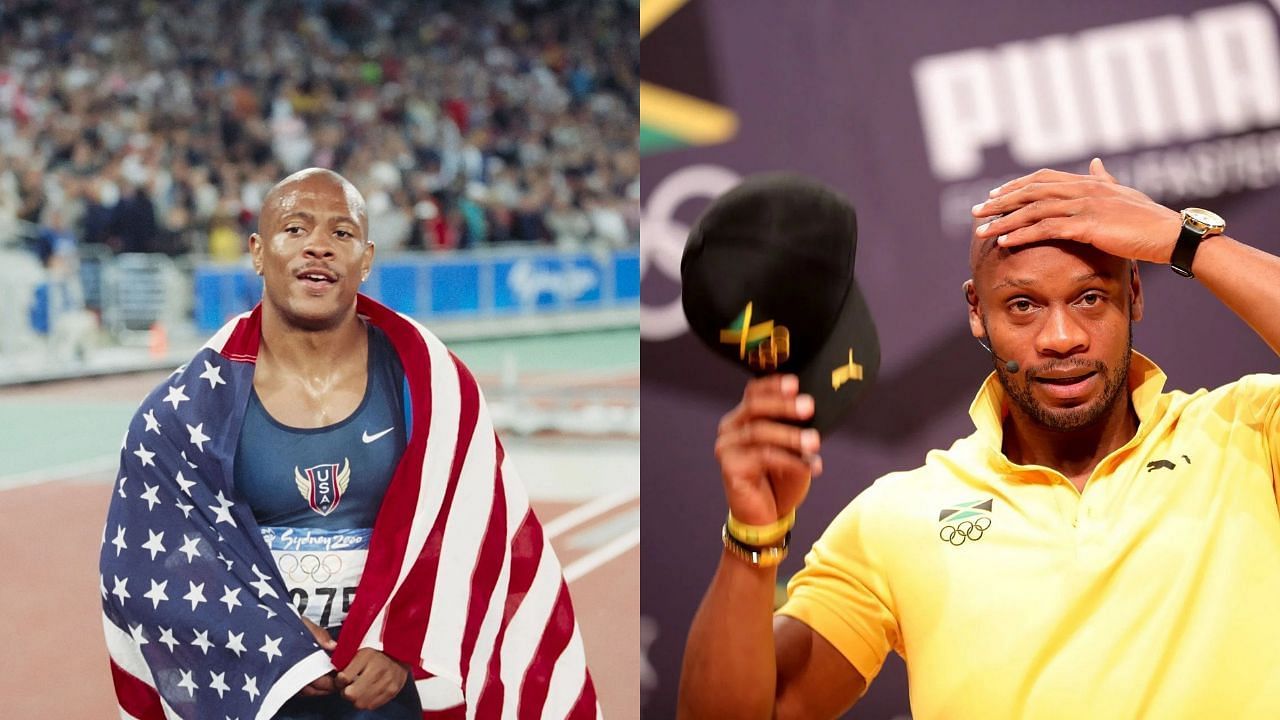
[938,516,991,546]
[278,553,343,583]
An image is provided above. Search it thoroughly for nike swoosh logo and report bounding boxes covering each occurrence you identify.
[362,427,394,444]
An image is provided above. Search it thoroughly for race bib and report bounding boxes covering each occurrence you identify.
[260,526,371,628]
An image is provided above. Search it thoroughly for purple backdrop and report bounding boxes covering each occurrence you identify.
[641,1,1280,717]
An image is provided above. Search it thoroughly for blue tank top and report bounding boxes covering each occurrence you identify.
[233,323,407,628]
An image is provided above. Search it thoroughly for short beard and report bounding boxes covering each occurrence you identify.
[992,323,1133,433]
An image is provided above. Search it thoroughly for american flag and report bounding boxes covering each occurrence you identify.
[100,296,599,719]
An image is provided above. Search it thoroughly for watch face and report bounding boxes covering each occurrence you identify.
[1183,207,1225,233]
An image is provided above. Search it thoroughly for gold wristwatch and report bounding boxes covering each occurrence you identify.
[1170,208,1225,278]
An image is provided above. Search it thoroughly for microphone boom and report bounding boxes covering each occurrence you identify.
[977,339,1020,373]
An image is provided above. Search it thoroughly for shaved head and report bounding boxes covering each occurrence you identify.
[259,168,368,238]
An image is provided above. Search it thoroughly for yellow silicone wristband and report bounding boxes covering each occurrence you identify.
[722,525,790,569]
[726,509,796,547]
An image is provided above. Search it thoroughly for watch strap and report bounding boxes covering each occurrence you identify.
[1170,223,1202,278]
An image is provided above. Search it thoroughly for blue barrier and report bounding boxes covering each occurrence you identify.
[193,247,641,332]
[29,283,48,334]
[28,280,82,335]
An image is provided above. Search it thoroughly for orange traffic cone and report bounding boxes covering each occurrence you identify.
[148,321,169,359]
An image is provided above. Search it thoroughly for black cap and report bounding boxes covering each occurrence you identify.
[680,174,879,432]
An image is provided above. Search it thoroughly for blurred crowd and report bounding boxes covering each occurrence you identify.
[0,0,640,265]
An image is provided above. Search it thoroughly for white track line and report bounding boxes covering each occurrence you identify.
[0,454,117,492]
[563,527,640,583]
[543,486,640,540]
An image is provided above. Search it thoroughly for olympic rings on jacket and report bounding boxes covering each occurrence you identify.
[938,516,991,545]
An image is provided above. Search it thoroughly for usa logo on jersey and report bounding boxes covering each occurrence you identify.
[294,458,352,516]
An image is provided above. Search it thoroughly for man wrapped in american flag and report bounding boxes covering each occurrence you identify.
[99,168,598,719]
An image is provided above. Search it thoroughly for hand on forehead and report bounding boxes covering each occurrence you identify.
[969,158,1178,267]
[968,214,1130,293]
[969,214,1003,275]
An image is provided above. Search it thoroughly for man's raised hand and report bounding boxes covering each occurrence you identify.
[973,158,1183,264]
[716,374,823,527]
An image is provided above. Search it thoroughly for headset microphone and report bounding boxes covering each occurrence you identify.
[977,339,1020,374]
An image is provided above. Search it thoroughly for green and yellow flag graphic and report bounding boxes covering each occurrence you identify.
[938,499,994,523]
[719,302,775,359]
[640,0,738,156]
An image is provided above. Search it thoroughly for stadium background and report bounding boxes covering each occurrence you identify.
[0,0,639,717]
[641,0,1280,717]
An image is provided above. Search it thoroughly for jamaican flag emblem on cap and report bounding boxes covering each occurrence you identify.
[718,302,790,371]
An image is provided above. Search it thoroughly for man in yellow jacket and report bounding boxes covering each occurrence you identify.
[679,159,1280,719]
